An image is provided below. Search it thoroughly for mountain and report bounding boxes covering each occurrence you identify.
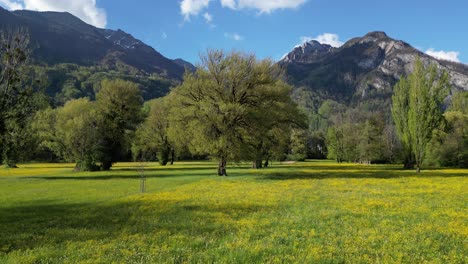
[280,31,468,109]
[282,40,334,64]
[173,58,197,72]
[0,7,194,80]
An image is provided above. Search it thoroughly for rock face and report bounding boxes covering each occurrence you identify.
[0,7,194,80]
[280,31,468,107]
[282,40,335,64]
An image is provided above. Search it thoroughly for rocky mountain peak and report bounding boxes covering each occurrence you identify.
[281,31,468,107]
[99,29,143,50]
[281,40,334,64]
[364,31,388,39]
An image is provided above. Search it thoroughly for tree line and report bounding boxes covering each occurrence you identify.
[1,30,467,174]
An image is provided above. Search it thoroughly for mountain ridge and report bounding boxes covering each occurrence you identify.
[0,7,194,80]
[280,31,468,109]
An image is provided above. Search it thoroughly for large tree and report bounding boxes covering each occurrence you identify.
[133,98,174,165]
[34,98,100,171]
[392,58,449,172]
[392,77,415,169]
[426,111,468,168]
[0,29,33,167]
[95,79,143,170]
[169,50,304,176]
[244,81,307,168]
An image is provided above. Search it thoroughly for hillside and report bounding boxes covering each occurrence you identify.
[0,7,198,104]
[280,31,468,111]
[0,7,193,80]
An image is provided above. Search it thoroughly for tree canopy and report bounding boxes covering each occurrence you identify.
[168,50,305,175]
[392,58,450,172]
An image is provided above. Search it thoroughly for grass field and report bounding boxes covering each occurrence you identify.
[0,161,467,263]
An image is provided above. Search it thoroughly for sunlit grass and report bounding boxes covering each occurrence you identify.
[0,161,467,263]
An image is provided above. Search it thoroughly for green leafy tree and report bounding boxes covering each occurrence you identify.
[169,50,302,176]
[288,129,308,162]
[449,91,468,114]
[133,98,174,165]
[245,82,307,168]
[0,28,33,167]
[357,120,383,164]
[392,76,415,169]
[426,111,468,168]
[392,58,450,172]
[34,98,100,171]
[326,112,343,163]
[95,79,143,170]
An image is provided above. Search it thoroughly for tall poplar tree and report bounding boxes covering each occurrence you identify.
[392,58,449,172]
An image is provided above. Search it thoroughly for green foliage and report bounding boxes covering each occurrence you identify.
[288,129,308,161]
[34,79,143,171]
[326,110,387,164]
[449,91,468,114]
[133,98,173,165]
[326,125,345,162]
[393,58,450,172]
[33,98,100,171]
[0,28,35,167]
[169,50,305,175]
[391,75,414,168]
[426,111,468,168]
[23,63,174,105]
[96,79,144,170]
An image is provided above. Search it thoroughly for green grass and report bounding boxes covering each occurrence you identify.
[0,161,466,263]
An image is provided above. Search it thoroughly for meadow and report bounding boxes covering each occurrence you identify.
[0,161,466,263]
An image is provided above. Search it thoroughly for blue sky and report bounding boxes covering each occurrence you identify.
[1,0,467,64]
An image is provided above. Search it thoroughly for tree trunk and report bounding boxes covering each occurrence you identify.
[403,159,415,170]
[252,160,262,169]
[101,160,112,171]
[403,152,415,170]
[218,159,227,176]
[158,147,170,166]
[263,159,269,168]
[170,148,175,165]
[2,141,18,168]
[416,167,421,173]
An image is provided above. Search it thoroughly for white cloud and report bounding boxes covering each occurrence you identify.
[222,0,307,13]
[300,33,344,48]
[180,0,211,20]
[0,0,22,10]
[0,0,107,28]
[181,0,307,20]
[425,48,460,63]
[162,32,167,39]
[220,0,236,9]
[224,32,243,41]
[203,12,213,23]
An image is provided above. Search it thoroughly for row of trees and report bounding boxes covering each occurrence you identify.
[27,51,306,175]
[325,112,399,164]
[324,59,467,171]
[1,29,466,173]
[133,51,306,175]
[33,79,143,171]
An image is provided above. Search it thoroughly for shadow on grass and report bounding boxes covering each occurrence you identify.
[0,198,270,254]
[19,162,467,181]
[261,168,468,180]
[21,167,255,181]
